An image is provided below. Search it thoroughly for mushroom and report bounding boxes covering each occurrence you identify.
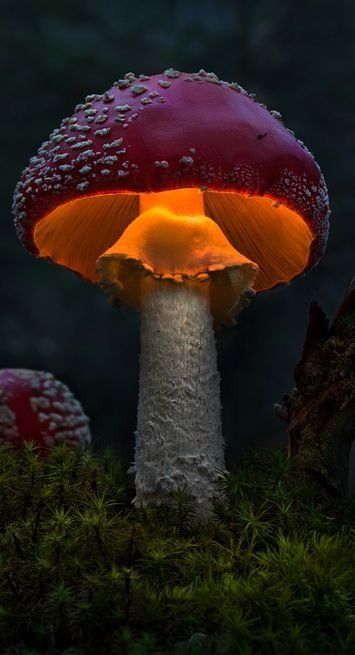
[0,369,91,452]
[13,69,329,514]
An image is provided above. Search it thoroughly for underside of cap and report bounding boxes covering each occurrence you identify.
[95,199,259,325]
[33,188,314,293]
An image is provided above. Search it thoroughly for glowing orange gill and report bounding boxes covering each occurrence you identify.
[33,187,314,293]
[96,188,258,324]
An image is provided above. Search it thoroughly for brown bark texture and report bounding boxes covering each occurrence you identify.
[275,277,355,496]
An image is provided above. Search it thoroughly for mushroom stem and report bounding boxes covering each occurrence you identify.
[134,280,225,516]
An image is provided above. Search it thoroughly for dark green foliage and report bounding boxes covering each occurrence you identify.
[0,444,354,654]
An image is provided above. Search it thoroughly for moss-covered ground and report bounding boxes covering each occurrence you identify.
[0,443,354,654]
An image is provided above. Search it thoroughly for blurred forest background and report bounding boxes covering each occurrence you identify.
[1,0,354,488]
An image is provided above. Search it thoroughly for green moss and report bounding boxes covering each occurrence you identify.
[0,443,354,654]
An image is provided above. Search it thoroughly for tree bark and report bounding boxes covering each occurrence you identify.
[275,277,355,496]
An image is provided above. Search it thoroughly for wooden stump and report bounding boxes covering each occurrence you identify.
[275,278,355,496]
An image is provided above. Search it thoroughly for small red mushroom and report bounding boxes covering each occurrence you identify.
[13,69,330,514]
[0,369,91,452]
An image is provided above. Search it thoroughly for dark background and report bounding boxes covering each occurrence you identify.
[1,1,354,488]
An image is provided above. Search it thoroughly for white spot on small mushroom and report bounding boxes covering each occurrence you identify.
[95,114,108,124]
[140,97,152,105]
[30,397,49,412]
[75,149,95,161]
[117,79,130,89]
[53,153,69,162]
[158,80,171,88]
[103,92,114,103]
[205,72,222,84]
[131,84,148,96]
[30,156,44,165]
[229,82,247,94]
[97,155,118,165]
[71,140,93,149]
[101,169,111,176]
[79,165,92,174]
[164,68,181,78]
[179,156,194,167]
[103,138,123,149]
[154,160,169,168]
[76,181,89,191]
[51,134,65,143]
[59,164,73,172]
[115,104,132,112]
[70,124,90,132]
[94,127,111,136]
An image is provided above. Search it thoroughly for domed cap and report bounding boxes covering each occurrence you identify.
[13,69,329,292]
[0,369,91,452]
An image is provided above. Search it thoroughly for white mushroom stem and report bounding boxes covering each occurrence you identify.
[134,281,225,516]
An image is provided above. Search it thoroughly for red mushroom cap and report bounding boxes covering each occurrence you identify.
[13,69,329,292]
[0,369,91,452]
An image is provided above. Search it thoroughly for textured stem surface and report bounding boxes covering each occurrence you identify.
[134,282,225,514]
